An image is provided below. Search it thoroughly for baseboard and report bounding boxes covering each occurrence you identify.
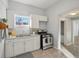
[60,46,75,58]
[64,42,73,46]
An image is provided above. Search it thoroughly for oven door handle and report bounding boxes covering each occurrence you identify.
[45,38,48,43]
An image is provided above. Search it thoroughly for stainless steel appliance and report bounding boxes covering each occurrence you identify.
[42,34,53,50]
[37,31,53,50]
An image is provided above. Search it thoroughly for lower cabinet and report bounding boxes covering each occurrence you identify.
[5,35,40,58]
[0,40,4,58]
[25,39,34,53]
[5,39,25,58]
[5,40,14,58]
[13,39,25,57]
[25,36,40,53]
[34,36,40,50]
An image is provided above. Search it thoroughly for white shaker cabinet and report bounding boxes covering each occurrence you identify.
[13,39,25,57]
[5,39,25,58]
[5,40,14,58]
[34,36,40,50]
[25,38,34,53]
[30,15,48,28]
[31,15,39,28]
[39,16,48,21]
[0,40,4,58]
[5,35,40,57]
[25,35,40,53]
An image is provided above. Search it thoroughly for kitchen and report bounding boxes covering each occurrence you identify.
[1,0,78,58]
[0,0,54,58]
[4,14,53,58]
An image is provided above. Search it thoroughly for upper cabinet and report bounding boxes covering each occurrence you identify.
[30,15,48,28]
[30,15,39,28]
[39,16,48,21]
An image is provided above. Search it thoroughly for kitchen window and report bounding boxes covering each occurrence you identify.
[14,14,31,35]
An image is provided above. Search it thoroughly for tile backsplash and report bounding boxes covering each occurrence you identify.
[8,21,47,36]
[8,27,30,36]
[39,21,47,30]
[30,28,39,34]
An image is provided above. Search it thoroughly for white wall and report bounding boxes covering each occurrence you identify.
[0,40,4,58]
[64,19,72,46]
[7,0,45,28]
[46,0,79,48]
[0,0,8,18]
[0,0,8,57]
[72,20,79,44]
[1,0,8,8]
[72,20,79,37]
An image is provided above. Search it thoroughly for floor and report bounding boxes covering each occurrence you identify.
[13,48,66,58]
[65,36,79,58]
[13,52,33,58]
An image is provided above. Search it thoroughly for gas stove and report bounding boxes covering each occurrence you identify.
[37,31,53,50]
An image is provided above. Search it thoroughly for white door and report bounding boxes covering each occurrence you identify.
[5,40,14,58]
[13,39,25,56]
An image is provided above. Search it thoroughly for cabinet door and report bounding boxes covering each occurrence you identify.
[13,39,25,56]
[34,36,40,50]
[39,16,48,21]
[0,40,4,58]
[31,15,39,28]
[44,16,48,21]
[25,39,34,53]
[5,40,14,58]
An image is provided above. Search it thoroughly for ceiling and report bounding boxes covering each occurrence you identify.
[61,10,79,20]
[12,0,59,9]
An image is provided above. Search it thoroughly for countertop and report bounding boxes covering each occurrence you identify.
[6,34,40,40]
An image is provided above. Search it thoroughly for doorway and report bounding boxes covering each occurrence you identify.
[59,18,79,58]
[61,21,64,45]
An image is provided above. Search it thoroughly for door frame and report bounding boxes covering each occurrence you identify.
[58,18,65,49]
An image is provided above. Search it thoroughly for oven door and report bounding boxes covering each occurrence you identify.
[43,37,49,46]
[47,36,53,44]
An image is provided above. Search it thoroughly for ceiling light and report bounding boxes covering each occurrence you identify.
[69,13,77,16]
